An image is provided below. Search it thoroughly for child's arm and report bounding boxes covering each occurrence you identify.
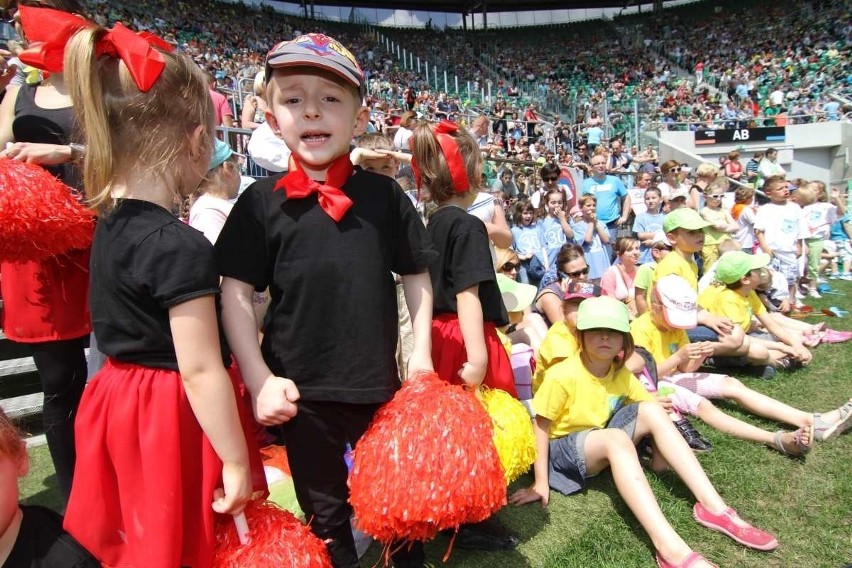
[220,277,300,425]
[556,207,574,239]
[401,271,434,378]
[508,415,552,507]
[722,211,739,233]
[595,220,610,244]
[755,229,773,256]
[457,284,488,387]
[634,287,649,315]
[582,219,595,244]
[661,341,715,376]
[486,200,514,249]
[170,295,252,515]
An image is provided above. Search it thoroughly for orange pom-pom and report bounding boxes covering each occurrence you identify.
[0,159,94,262]
[348,371,506,543]
[214,500,332,568]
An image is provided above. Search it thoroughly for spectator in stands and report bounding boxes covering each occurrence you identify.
[471,115,491,149]
[240,71,267,130]
[207,72,234,127]
[745,151,763,187]
[757,147,785,188]
[626,170,653,217]
[524,102,539,139]
[658,159,690,202]
[724,150,744,185]
[492,168,518,199]
[608,139,632,172]
[582,154,631,248]
[392,110,416,151]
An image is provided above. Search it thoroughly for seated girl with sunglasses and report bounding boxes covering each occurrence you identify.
[533,244,590,327]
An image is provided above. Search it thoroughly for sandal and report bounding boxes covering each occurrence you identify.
[771,425,813,456]
[656,550,718,568]
[813,400,852,442]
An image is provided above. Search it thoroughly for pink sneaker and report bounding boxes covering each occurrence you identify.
[693,503,778,551]
[821,329,852,344]
[656,550,718,568]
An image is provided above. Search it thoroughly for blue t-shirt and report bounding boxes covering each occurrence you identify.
[512,223,543,256]
[570,218,611,279]
[830,214,850,242]
[632,211,665,264]
[582,175,627,224]
[538,216,568,251]
[587,126,604,145]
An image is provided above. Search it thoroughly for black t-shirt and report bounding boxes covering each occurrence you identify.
[3,506,99,568]
[215,168,434,403]
[90,199,229,370]
[428,206,508,327]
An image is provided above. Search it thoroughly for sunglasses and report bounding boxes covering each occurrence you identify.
[543,176,559,182]
[667,167,681,174]
[501,262,520,272]
[563,266,590,278]
[706,194,725,199]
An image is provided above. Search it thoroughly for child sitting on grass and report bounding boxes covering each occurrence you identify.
[633,275,852,455]
[510,296,778,568]
[0,408,99,567]
[698,251,811,370]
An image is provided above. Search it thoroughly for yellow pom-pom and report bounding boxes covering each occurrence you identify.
[479,388,536,484]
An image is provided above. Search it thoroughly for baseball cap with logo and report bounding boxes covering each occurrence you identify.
[653,274,698,329]
[715,251,771,284]
[266,33,366,98]
[563,281,602,302]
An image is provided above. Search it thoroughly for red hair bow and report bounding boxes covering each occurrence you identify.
[411,120,470,194]
[16,5,172,92]
[95,23,172,92]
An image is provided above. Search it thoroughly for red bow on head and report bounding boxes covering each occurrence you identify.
[273,155,354,223]
[17,5,172,92]
[411,120,470,194]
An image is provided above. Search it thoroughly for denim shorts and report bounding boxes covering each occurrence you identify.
[770,255,799,286]
[686,325,720,343]
[548,403,640,495]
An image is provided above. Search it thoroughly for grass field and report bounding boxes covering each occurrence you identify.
[19,283,852,567]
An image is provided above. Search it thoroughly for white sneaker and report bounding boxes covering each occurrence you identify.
[808,289,822,299]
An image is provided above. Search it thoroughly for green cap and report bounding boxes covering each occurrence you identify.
[496,274,537,313]
[715,251,771,284]
[663,208,712,233]
[576,297,630,333]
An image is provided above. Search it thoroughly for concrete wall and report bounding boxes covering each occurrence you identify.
[657,122,852,188]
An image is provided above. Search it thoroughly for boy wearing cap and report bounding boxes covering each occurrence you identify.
[633,275,848,456]
[216,33,435,567]
[634,230,672,316]
[654,208,744,353]
[698,251,811,369]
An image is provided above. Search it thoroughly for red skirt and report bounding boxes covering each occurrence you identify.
[431,313,518,398]
[64,359,267,568]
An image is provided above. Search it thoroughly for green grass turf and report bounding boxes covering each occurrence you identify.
[19,281,852,567]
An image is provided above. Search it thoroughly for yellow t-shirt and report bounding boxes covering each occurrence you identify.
[698,286,766,333]
[532,321,579,395]
[533,354,654,439]
[630,312,688,367]
[653,251,699,290]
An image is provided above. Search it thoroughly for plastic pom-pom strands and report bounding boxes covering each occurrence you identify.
[213,499,332,568]
[0,159,94,262]
[478,388,536,484]
[348,371,506,544]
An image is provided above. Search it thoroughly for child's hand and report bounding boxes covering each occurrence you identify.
[509,483,550,507]
[212,460,252,515]
[458,362,486,388]
[704,314,735,335]
[406,349,434,379]
[679,341,714,362]
[375,148,412,163]
[654,394,674,411]
[252,376,300,425]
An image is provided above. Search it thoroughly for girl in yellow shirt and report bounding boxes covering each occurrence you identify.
[510,297,778,568]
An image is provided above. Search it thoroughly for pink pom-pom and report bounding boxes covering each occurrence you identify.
[0,159,94,262]
[214,500,332,568]
[348,371,506,544]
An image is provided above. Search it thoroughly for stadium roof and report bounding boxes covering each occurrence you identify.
[284,0,656,14]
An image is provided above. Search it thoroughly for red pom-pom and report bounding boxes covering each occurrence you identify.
[0,159,94,262]
[348,371,506,543]
[214,500,332,568]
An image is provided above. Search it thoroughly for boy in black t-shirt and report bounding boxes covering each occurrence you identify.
[0,410,98,568]
[216,34,435,568]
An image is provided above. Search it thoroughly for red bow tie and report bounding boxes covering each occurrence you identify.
[273,155,354,222]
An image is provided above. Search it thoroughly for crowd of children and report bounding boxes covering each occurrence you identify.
[2,8,851,568]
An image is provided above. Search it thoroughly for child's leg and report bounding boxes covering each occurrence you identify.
[694,400,811,454]
[805,238,823,288]
[717,375,811,427]
[582,428,699,565]
[630,401,727,513]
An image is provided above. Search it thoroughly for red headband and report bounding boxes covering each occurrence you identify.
[411,120,470,194]
[17,5,172,92]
